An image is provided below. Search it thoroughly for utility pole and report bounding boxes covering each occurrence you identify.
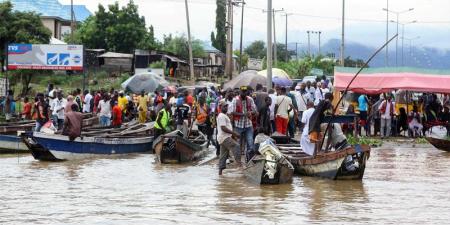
[238,1,245,73]
[70,0,75,42]
[294,42,300,60]
[266,0,273,89]
[184,0,195,80]
[340,0,345,66]
[385,0,389,66]
[283,13,292,62]
[225,0,234,80]
[307,31,311,58]
[272,8,283,67]
[316,31,322,56]
[383,7,414,67]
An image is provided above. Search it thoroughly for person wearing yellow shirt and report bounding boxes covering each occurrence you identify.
[137,90,148,123]
[118,91,128,115]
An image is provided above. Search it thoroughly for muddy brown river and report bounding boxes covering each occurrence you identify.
[1,142,449,224]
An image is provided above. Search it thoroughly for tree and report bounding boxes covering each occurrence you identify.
[211,0,226,52]
[233,50,249,70]
[71,1,157,53]
[344,56,367,68]
[162,34,206,59]
[275,43,295,63]
[244,40,266,59]
[0,1,52,96]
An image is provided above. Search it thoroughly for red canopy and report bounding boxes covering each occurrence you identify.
[334,67,450,94]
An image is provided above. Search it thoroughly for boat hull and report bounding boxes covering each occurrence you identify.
[23,132,153,161]
[426,137,450,152]
[286,145,370,180]
[0,134,29,153]
[154,132,208,164]
[244,156,294,184]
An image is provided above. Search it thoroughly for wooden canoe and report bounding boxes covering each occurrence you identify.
[281,144,371,180]
[426,137,450,152]
[153,130,209,164]
[22,131,153,161]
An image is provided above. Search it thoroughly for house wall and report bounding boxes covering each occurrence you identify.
[41,18,65,39]
[41,18,56,38]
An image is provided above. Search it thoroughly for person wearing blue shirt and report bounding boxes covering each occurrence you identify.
[358,94,370,135]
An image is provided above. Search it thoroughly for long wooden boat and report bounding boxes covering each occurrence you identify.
[21,131,153,161]
[426,136,450,152]
[153,130,209,164]
[0,121,35,153]
[0,114,99,154]
[280,144,371,180]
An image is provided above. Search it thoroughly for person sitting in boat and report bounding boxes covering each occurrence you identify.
[309,93,350,152]
[439,106,450,136]
[62,104,83,141]
[175,94,191,136]
[217,101,241,175]
[154,102,173,140]
[408,105,423,138]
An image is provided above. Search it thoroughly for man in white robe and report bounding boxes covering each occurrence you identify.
[301,101,316,155]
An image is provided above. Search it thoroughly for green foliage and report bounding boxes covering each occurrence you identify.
[0,1,51,68]
[211,0,226,52]
[149,61,165,69]
[233,50,249,69]
[274,56,336,79]
[347,135,383,147]
[244,40,266,59]
[71,1,158,53]
[162,34,205,59]
[344,56,367,68]
[275,43,295,63]
[414,138,429,144]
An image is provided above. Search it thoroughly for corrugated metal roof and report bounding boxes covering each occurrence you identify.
[0,0,91,22]
[98,52,134,58]
[201,42,222,53]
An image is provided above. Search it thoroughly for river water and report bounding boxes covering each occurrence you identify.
[1,142,449,224]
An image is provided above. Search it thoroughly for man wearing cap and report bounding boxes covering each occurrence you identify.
[217,101,241,175]
[230,86,257,162]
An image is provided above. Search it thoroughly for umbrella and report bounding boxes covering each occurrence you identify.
[121,72,169,93]
[272,76,293,87]
[223,70,267,90]
[257,68,291,79]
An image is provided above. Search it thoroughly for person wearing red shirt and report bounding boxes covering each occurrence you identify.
[111,101,122,127]
[21,97,32,120]
[184,90,194,107]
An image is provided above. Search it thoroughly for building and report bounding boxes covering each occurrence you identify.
[0,0,91,40]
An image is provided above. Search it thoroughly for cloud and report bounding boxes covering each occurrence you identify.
[61,0,450,48]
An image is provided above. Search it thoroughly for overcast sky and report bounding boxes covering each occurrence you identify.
[61,0,450,49]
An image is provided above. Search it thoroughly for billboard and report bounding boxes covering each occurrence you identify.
[7,44,83,71]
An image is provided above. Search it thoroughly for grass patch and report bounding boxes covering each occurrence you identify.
[347,135,383,147]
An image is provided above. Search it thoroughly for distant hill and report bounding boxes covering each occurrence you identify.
[287,38,450,69]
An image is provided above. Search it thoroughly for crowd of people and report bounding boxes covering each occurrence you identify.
[352,92,450,138]
[2,77,449,175]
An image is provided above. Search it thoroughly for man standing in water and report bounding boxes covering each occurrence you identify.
[217,101,241,175]
[230,86,257,162]
[379,94,394,138]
